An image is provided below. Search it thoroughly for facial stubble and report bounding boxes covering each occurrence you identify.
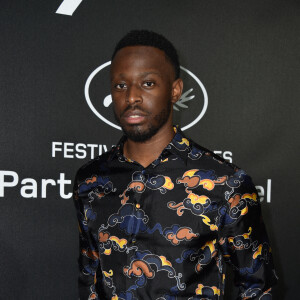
[113,102,172,143]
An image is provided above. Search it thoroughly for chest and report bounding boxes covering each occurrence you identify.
[85,166,225,239]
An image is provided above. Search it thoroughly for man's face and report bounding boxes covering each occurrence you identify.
[110,45,181,142]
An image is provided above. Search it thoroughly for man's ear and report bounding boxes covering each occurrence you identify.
[171,78,183,104]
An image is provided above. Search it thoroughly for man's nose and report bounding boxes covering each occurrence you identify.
[126,85,142,104]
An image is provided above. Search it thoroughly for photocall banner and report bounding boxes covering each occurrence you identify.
[1,1,299,299]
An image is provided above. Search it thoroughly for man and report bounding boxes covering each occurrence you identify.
[73,30,277,299]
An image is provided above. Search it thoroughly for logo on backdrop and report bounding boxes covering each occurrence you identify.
[56,0,83,16]
[84,62,208,131]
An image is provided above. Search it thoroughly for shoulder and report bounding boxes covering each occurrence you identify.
[74,147,115,184]
[188,140,236,173]
[188,140,255,187]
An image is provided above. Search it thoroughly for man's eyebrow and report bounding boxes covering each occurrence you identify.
[140,71,163,78]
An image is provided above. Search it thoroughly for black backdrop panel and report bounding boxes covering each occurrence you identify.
[1,1,299,299]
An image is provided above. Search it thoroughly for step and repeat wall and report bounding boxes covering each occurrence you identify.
[1,1,299,299]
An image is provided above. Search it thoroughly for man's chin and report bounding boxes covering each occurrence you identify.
[122,125,159,143]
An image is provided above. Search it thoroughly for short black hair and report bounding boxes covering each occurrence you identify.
[111,30,180,79]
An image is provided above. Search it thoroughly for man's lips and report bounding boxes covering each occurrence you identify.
[121,110,148,124]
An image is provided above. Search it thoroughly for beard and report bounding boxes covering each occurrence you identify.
[114,103,172,142]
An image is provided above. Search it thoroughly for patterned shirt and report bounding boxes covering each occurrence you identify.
[73,127,277,300]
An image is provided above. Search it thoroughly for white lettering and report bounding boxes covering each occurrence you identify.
[52,142,110,159]
[223,151,232,163]
[21,178,37,198]
[214,151,222,156]
[56,0,83,16]
[256,185,264,202]
[102,144,108,152]
[52,142,62,157]
[256,179,272,203]
[41,179,56,198]
[75,143,87,159]
[57,173,72,199]
[87,144,98,159]
[98,145,103,156]
[213,150,233,163]
[267,179,271,203]
[64,142,74,158]
[0,171,74,199]
[0,171,19,197]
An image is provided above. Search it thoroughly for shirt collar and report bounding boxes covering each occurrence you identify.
[108,126,191,165]
[165,126,191,164]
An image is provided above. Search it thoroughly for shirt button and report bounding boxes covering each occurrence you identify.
[135,203,140,208]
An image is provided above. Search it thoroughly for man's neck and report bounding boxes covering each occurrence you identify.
[123,125,175,168]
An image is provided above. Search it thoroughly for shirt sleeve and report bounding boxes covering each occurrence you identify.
[73,171,101,300]
[218,168,278,299]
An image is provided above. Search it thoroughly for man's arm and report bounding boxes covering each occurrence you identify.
[218,169,278,299]
[73,171,101,300]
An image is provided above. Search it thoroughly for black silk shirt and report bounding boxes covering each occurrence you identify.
[73,127,277,300]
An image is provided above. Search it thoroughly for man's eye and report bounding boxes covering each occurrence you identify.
[115,83,126,89]
[143,81,154,87]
